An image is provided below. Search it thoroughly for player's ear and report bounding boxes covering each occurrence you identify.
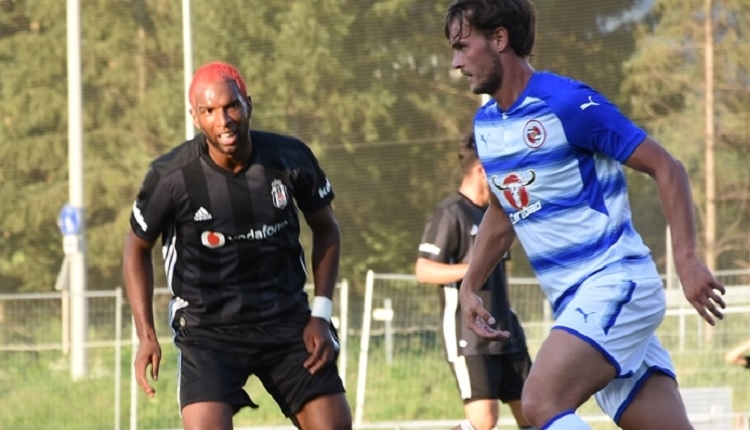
[492,27,509,53]
[246,96,253,118]
[477,164,486,177]
[189,108,200,129]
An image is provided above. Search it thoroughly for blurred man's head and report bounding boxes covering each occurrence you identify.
[458,131,480,173]
[458,130,490,206]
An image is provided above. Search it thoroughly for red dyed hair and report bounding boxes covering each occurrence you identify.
[188,61,248,107]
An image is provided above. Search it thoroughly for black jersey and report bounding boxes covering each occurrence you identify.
[130,130,334,328]
[417,192,527,357]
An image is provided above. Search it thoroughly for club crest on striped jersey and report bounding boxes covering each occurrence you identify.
[492,170,542,224]
[270,179,288,209]
[492,170,536,210]
[523,120,546,148]
[201,231,226,249]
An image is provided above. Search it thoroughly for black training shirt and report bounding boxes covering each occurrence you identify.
[130,130,334,328]
[417,192,527,357]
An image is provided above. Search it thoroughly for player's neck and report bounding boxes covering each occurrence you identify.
[458,180,488,208]
[493,58,535,111]
[208,136,253,174]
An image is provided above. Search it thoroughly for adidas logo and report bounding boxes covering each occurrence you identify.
[193,207,212,222]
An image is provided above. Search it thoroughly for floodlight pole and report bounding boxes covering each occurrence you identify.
[66,0,88,380]
[703,0,716,271]
[183,0,194,140]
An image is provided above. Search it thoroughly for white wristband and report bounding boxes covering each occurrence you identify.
[311,296,333,321]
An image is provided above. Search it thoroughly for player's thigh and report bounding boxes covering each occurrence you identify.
[295,392,352,430]
[181,401,233,430]
[257,333,347,419]
[618,373,691,430]
[175,328,257,414]
[451,355,497,401]
[523,328,616,410]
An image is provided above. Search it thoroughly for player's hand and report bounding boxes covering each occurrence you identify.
[459,288,510,341]
[133,337,161,398]
[303,317,337,374]
[678,258,726,325]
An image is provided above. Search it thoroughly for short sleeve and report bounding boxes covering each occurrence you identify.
[292,144,334,214]
[417,206,459,263]
[130,166,175,242]
[548,82,647,163]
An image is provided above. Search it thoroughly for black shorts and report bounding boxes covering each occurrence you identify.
[449,350,532,403]
[173,320,345,417]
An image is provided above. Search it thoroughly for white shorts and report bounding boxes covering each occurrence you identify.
[551,274,676,423]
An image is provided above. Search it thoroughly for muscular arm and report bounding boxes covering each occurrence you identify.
[304,205,341,300]
[123,231,157,341]
[301,205,341,374]
[458,194,516,340]
[461,193,516,293]
[122,230,161,397]
[415,258,468,284]
[625,136,725,324]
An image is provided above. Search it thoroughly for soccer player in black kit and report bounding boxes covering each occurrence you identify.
[416,132,532,430]
[122,61,352,430]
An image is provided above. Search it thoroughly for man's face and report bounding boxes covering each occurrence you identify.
[448,18,503,95]
[190,80,252,157]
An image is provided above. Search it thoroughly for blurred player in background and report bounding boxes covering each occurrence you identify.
[416,132,532,430]
[443,0,726,429]
[122,61,351,430]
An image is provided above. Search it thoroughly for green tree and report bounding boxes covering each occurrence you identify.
[1,0,677,295]
[622,0,750,270]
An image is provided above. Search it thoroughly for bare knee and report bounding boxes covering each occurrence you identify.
[294,393,352,430]
[521,385,553,428]
[618,373,692,430]
[463,399,498,430]
[469,414,498,430]
[181,401,233,430]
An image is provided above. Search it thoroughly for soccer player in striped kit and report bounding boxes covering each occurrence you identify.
[123,62,351,430]
[443,1,726,429]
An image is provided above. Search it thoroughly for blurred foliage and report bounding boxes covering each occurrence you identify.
[0,0,748,295]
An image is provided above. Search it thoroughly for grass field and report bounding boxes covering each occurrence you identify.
[1,282,749,429]
[1,323,748,430]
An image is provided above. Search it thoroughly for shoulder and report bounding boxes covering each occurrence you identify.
[434,192,465,212]
[252,129,313,158]
[529,71,598,110]
[149,136,203,176]
[430,193,473,223]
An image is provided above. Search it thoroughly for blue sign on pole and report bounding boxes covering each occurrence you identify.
[59,204,82,236]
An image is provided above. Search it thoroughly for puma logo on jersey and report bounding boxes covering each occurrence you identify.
[580,96,600,111]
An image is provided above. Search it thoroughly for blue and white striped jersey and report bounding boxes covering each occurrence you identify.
[475,72,660,314]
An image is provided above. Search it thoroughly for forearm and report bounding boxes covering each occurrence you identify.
[462,204,514,292]
[123,234,158,341]
[725,340,750,365]
[310,223,341,299]
[415,258,468,284]
[656,157,699,262]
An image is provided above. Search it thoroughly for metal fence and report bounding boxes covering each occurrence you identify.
[1,272,748,429]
